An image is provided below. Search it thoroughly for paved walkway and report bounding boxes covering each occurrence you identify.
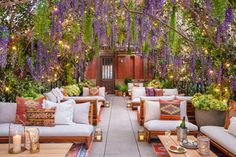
[90,95,155,157]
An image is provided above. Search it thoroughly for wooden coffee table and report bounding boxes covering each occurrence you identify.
[0,143,72,157]
[158,135,217,157]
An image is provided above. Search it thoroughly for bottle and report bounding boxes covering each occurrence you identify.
[180,116,186,128]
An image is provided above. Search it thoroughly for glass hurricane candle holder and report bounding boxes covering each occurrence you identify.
[25,128,40,153]
[198,136,210,155]
[138,129,146,142]
[8,123,26,154]
[104,101,110,108]
[94,128,103,142]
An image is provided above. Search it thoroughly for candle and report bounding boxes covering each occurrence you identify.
[13,131,21,153]
[96,135,102,141]
[139,135,144,141]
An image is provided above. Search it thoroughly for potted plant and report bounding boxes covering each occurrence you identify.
[114,85,121,96]
[120,85,128,96]
[192,93,228,127]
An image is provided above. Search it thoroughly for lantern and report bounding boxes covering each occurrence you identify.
[25,128,40,153]
[8,123,26,154]
[138,129,146,142]
[127,102,131,108]
[104,101,110,108]
[198,136,210,155]
[94,128,103,142]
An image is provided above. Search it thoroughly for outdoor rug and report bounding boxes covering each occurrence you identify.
[66,143,90,157]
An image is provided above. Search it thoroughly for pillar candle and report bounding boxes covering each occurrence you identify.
[13,133,21,153]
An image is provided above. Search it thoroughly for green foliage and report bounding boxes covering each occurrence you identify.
[115,84,121,90]
[83,10,94,44]
[62,84,81,96]
[124,78,132,85]
[161,79,175,88]
[169,6,177,54]
[128,1,136,42]
[120,85,128,92]
[206,83,230,101]
[192,93,228,111]
[211,0,229,22]
[147,79,163,88]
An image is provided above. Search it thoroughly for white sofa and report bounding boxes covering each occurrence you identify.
[128,83,144,95]
[142,99,198,142]
[201,126,236,156]
[0,102,94,149]
[131,87,179,107]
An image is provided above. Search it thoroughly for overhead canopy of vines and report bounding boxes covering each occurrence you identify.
[0,0,235,92]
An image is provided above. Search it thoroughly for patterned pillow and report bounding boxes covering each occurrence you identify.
[89,86,99,96]
[145,87,155,96]
[224,101,236,129]
[25,107,56,126]
[15,97,45,124]
[160,100,181,120]
[154,89,164,96]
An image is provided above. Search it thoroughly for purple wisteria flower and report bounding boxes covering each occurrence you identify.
[0,26,9,68]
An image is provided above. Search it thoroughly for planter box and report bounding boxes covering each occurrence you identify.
[195,109,226,127]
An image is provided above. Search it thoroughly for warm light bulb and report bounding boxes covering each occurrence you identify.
[12,46,17,50]
[209,70,213,74]
[59,40,63,44]
[5,87,9,92]
[226,63,230,68]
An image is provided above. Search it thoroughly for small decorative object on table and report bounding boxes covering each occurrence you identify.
[8,123,26,154]
[176,116,188,141]
[168,145,186,154]
[94,127,103,142]
[104,101,110,108]
[138,129,146,142]
[127,101,131,108]
[198,136,210,155]
[25,128,40,153]
[180,139,198,149]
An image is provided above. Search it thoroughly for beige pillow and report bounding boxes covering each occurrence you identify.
[228,117,236,137]
[144,101,160,122]
[83,87,89,96]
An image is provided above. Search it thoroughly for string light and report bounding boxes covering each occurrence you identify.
[209,70,213,74]
[12,46,17,50]
[226,63,230,68]
[5,87,9,92]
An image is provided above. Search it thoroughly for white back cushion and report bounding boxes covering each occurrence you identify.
[141,95,175,101]
[99,87,105,97]
[176,96,192,101]
[163,89,178,96]
[228,117,236,137]
[44,92,57,103]
[0,102,16,123]
[132,87,146,99]
[52,87,64,101]
[83,87,89,96]
[42,99,75,125]
[144,101,160,122]
[73,102,90,124]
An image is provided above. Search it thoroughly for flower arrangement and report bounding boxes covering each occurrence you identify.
[192,93,228,111]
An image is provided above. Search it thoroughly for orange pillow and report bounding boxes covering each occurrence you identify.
[15,97,45,124]
[224,101,236,129]
[159,100,181,120]
[89,86,99,96]
[154,89,164,96]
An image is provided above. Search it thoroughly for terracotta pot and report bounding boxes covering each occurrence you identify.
[114,90,118,96]
[117,91,123,96]
[195,109,226,127]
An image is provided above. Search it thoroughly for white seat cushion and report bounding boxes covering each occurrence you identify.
[176,96,192,101]
[64,96,105,101]
[201,126,236,155]
[141,96,175,101]
[0,102,16,123]
[0,123,93,137]
[163,89,178,96]
[144,120,198,131]
[132,98,140,104]
[228,117,236,137]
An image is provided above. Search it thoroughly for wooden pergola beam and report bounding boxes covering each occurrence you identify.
[0,0,31,7]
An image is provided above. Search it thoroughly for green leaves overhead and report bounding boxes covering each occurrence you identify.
[83,10,94,44]
[169,6,177,54]
[211,0,229,22]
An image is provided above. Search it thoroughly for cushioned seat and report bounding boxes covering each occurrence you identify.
[0,123,94,137]
[201,126,236,156]
[132,97,141,103]
[176,96,192,101]
[64,96,105,101]
[144,120,198,131]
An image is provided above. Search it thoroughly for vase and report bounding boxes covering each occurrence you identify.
[176,127,188,141]
[195,109,226,127]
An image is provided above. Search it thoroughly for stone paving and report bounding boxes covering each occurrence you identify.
[90,95,155,157]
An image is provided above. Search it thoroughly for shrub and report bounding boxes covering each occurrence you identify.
[62,84,81,96]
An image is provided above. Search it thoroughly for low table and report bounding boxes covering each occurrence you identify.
[0,143,72,157]
[158,135,217,157]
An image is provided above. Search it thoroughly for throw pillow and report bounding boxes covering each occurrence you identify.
[224,101,236,129]
[163,89,178,96]
[144,101,160,122]
[160,100,181,120]
[73,102,90,124]
[89,86,99,96]
[154,89,164,96]
[42,99,75,125]
[15,97,45,124]
[145,87,155,96]
[99,87,106,97]
[25,107,56,126]
[82,87,89,96]
[228,117,236,137]
[52,87,64,101]
[44,92,57,103]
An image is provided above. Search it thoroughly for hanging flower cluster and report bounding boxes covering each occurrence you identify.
[0,26,9,68]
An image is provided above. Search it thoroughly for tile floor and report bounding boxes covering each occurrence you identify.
[90,95,155,157]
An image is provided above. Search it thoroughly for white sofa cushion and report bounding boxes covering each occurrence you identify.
[64,96,104,101]
[176,96,192,101]
[228,117,236,137]
[82,87,89,96]
[144,101,160,122]
[0,123,93,137]
[52,87,64,101]
[144,120,198,131]
[42,99,75,125]
[132,98,141,104]
[99,87,106,97]
[144,100,188,122]
[201,126,236,155]
[73,102,90,124]
[0,102,16,123]
[163,89,178,96]
[131,87,146,99]
[44,92,57,103]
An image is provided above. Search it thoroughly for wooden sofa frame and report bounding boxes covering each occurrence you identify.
[0,102,95,149]
[201,132,236,157]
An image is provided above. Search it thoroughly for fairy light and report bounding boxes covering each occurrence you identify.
[58,40,63,45]
[226,63,230,68]
[12,46,17,50]
[5,87,9,92]
[209,70,213,74]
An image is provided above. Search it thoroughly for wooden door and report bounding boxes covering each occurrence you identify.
[98,56,115,94]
